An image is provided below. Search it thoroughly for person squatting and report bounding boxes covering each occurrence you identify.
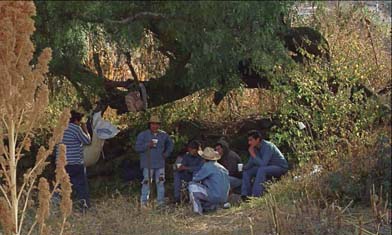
[134,115,289,215]
[58,112,288,215]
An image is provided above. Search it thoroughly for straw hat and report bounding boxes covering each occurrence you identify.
[149,115,161,123]
[198,147,221,161]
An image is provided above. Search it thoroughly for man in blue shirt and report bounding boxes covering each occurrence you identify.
[135,115,174,207]
[188,147,230,215]
[173,140,203,203]
[241,130,288,199]
[57,110,91,208]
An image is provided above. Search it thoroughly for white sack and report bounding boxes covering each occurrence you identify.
[84,132,105,167]
[83,112,119,167]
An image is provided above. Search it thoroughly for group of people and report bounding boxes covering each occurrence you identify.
[57,112,289,215]
[132,115,290,214]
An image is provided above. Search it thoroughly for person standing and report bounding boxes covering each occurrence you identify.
[135,115,174,207]
[241,130,288,199]
[188,147,230,215]
[173,140,203,203]
[57,110,91,208]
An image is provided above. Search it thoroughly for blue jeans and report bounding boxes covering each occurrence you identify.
[241,165,287,197]
[188,182,218,215]
[141,168,165,206]
[65,164,90,208]
[173,171,193,201]
[229,176,242,191]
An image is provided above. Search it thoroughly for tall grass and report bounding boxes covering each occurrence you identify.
[0,2,71,235]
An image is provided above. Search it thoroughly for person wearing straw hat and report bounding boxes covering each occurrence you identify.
[188,147,230,215]
[135,115,174,208]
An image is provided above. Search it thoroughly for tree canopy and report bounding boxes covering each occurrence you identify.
[33,1,298,111]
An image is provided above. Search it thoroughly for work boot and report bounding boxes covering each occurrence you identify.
[241,195,250,202]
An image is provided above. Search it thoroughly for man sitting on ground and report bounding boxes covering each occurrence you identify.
[188,147,230,215]
[215,139,242,193]
[173,140,204,203]
[241,130,288,200]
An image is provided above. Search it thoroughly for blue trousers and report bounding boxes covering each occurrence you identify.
[241,165,287,197]
[141,168,165,206]
[188,183,218,215]
[173,171,192,201]
[229,176,242,191]
[65,164,90,207]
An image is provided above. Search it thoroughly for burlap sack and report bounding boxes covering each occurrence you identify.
[125,91,145,112]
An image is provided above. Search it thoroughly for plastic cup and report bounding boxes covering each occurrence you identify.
[297,121,306,130]
[237,163,243,172]
[152,138,158,147]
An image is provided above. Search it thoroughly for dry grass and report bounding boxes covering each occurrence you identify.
[64,195,257,235]
[8,122,389,235]
[56,187,390,235]
[0,2,72,235]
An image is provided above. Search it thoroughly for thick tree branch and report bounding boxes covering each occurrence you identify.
[107,12,168,24]
[124,52,139,83]
[93,52,104,78]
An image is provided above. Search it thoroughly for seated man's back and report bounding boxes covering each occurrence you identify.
[194,161,230,203]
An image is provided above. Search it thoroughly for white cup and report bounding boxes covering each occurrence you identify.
[237,163,243,172]
[297,121,306,130]
[176,163,182,169]
[152,138,158,147]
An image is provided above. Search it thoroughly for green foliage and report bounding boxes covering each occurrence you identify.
[151,1,292,89]
[270,60,382,165]
[33,1,90,66]
[267,3,390,166]
[170,132,189,156]
[32,1,294,106]
[263,3,391,208]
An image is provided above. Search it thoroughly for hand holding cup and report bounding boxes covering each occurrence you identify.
[237,163,243,172]
[176,163,182,170]
[151,138,158,148]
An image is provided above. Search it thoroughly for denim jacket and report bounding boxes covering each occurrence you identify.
[192,161,229,203]
[135,129,174,169]
[244,140,288,170]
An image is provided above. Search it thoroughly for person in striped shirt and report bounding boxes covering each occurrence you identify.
[57,110,91,208]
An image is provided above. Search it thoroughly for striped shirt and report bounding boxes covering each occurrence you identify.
[57,123,91,165]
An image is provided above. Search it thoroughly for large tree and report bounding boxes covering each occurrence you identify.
[33,1,328,113]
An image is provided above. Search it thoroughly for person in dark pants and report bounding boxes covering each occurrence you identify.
[173,140,203,203]
[241,130,288,199]
[215,139,242,192]
[57,110,91,208]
